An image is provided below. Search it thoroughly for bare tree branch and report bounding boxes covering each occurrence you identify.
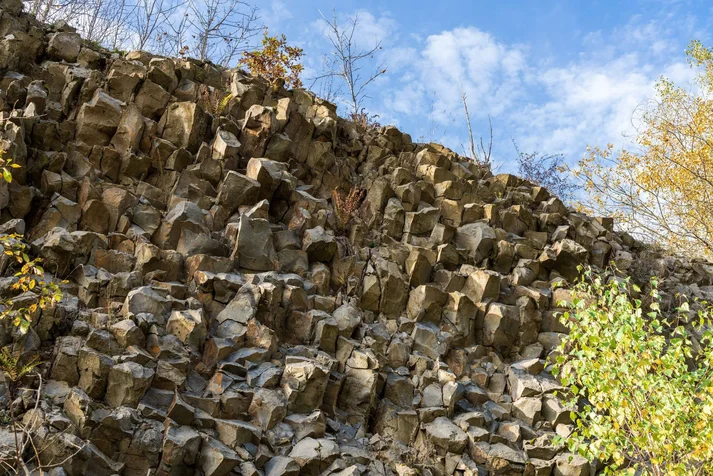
[316,9,387,117]
[480,115,493,165]
[459,81,477,163]
[187,0,262,66]
[23,0,262,66]
[513,139,577,202]
[459,82,492,167]
[155,6,191,57]
[131,0,185,50]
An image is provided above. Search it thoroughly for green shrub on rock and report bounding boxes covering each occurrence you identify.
[554,268,713,475]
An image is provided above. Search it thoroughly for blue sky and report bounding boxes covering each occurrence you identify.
[263,0,713,170]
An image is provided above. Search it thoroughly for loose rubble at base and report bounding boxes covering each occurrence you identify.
[2,1,713,475]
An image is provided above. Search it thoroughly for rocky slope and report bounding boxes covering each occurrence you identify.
[2,1,713,475]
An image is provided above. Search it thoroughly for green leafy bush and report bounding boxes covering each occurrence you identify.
[0,234,63,333]
[553,268,713,475]
[0,155,63,333]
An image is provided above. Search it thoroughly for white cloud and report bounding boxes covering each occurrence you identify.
[263,0,294,31]
[510,50,690,158]
[415,27,528,119]
[374,15,697,170]
[381,46,419,71]
[310,9,398,50]
[350,10,398,48]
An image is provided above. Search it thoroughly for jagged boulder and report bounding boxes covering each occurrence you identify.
[160,101,208,153]
[76,90,123,146]
[289,437,340,475]
[47,32,82,62]
[105,362,154,407]
[232,215,278,271]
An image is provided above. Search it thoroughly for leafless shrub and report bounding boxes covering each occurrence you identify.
[0,351,85,474]
[332,186,366,235]
[348,108,381,132]
[25,0,262,66]
[131,0,184,51]
[513,139,577,202]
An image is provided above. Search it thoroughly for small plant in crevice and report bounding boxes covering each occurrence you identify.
[349,109,381,132]
[0,233,64,334]
[333,260,360,301]
[198,85,231,116]
[332,185,366,236]
[0,348,40,395]
[0,149,20,183]
[217,93,233,114]
[1,160,64,334]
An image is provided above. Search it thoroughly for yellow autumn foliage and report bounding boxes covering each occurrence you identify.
[239,29,304,89]
[0,154,64,333]
[573,40,713,258]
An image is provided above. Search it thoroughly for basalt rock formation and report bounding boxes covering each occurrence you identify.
[2,1,713,475]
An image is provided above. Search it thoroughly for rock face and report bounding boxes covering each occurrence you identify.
[1,4,710,476]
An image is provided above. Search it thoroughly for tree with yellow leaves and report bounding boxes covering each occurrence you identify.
[574,40,713,257]
[239,28,304,89]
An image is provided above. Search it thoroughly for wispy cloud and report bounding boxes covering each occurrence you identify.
[372,13,698,168]
[263,0,294,31]
[417,27,528,120]
[309,9,398,49]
